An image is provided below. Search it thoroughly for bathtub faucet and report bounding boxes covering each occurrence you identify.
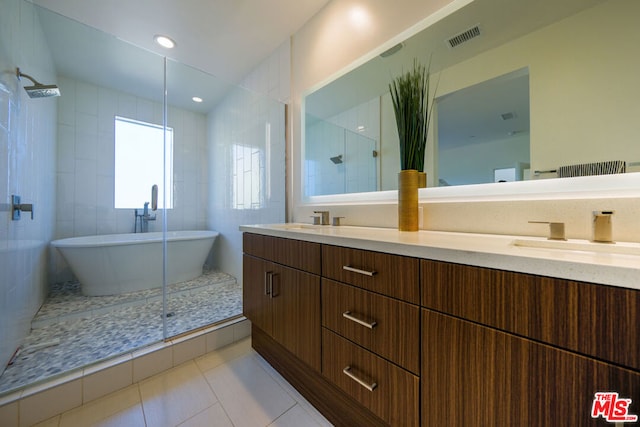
[134,186,158,233]
[141,202,156,232]
[134,202,156,233]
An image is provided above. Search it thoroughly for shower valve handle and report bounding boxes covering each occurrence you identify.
[11,195,34,220]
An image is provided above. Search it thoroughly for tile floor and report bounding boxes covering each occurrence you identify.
[0,271,242,394]
[32,338,332,427]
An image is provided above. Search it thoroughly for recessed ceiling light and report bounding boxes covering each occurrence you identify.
[192,96,203,103]
[154,35,176,49]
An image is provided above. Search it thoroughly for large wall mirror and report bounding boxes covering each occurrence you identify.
[303,0,640,199]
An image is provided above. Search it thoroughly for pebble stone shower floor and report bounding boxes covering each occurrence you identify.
[0,270,242,395]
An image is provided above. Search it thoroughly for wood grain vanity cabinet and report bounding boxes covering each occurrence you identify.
[243,232,640,426]
[243,233,321,371]
[421,259,640,426]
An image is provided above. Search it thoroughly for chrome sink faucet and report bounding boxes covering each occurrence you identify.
[314,210,330,225]
[529,221,566,240]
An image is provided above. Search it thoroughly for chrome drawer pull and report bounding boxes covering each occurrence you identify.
[264,271,272,295]
[268,272,275,298]
[342,311,377,329]
[342,265,377,276]
[343,366,377,392]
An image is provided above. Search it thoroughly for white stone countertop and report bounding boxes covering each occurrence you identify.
[240,223,640,291]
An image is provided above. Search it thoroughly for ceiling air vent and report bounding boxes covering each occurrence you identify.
[446,24,481,48]
[380,43,404,58]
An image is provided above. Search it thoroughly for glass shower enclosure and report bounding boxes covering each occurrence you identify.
[0,0,284,396]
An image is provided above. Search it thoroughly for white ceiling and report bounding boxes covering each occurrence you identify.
[33,0,331,84]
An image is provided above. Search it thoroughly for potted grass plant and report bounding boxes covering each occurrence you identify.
[389,58,436,231]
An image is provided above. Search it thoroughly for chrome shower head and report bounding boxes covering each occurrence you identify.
[23,84,61,98]
[16,67,61,98]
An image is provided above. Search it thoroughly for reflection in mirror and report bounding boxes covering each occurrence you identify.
[303,0,640,198]
[305,112,378,196]
[437,68,530,186]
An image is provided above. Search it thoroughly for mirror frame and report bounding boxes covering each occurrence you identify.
[300,0,640,206]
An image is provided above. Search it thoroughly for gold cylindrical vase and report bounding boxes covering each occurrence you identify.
[418,171,427,188]
[398,169,419,231]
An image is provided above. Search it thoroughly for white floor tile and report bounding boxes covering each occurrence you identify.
[177,402,233,427]
[139,361,217,427]
[203,353,296,427]
[59,384,143,427]
[27,336,332,427]
[269,404,324,427]
[195,337,251,373]
[31,416,60,427]
[254,354,333,427]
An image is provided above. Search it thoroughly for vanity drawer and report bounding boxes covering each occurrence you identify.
[322,329,419,426]
[322,279,420,374]
[322,245,419,304]
[243,233,321,274]
[421,259,640,371]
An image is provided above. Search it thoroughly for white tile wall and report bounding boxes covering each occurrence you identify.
[207,40,289,283]
[0,0,57,376]
[51,77,209,282]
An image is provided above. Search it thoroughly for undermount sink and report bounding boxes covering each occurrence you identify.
[512,238,640,256]
[269,223,321,231]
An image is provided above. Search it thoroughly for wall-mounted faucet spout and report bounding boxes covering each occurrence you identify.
[134,185,159,233]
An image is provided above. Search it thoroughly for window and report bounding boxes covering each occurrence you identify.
[114,116,173,209]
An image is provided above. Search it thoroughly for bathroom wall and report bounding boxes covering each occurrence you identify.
[290,0,640,244]
[207,40,289,283]
[0,0,57,371]
[432,0,640,175]
[52,76,208,282]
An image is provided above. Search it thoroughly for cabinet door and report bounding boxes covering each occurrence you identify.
[422,309,640,427]
[242,254,273,336]
[272,264,321,371]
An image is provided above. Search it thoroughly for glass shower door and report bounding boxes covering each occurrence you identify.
[0,1,168,395]
[162,59,286,339]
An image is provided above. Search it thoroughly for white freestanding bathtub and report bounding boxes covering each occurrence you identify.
[51,230,218,296]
